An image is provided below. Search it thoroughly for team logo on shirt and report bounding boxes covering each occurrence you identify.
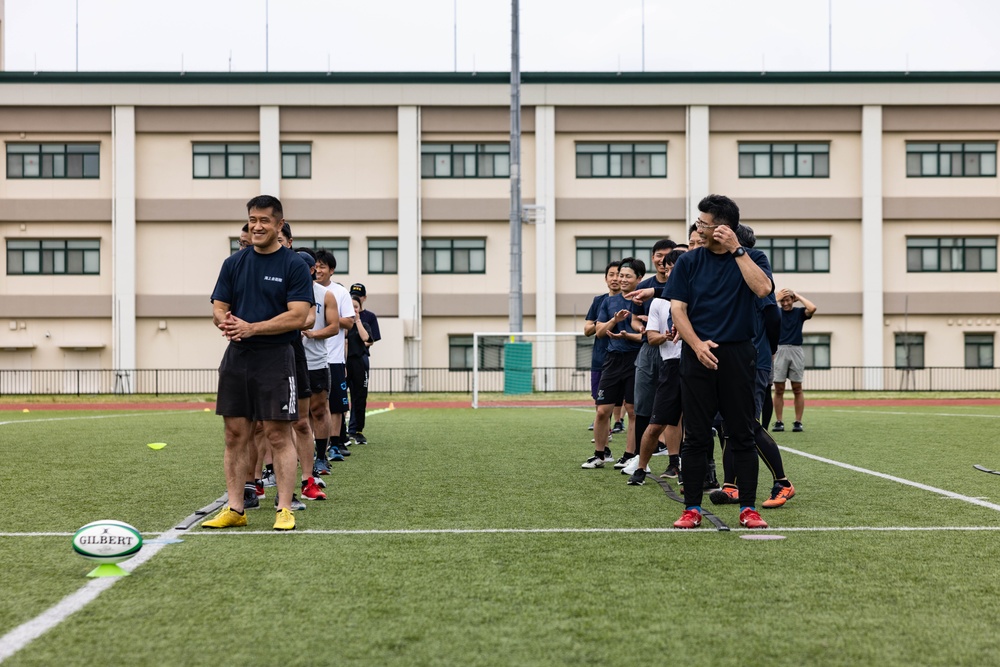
[264,276,284,283]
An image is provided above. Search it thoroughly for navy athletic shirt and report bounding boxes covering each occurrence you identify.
[586,294,611,370]
[663,246,773,344]
[211,246,315,347]
[597,293,642,354]
[778,307,810,346]
[630,275,667,319]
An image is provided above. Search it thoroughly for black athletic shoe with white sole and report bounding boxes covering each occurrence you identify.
[627,469,647,486]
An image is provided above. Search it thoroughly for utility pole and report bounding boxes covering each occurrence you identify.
[508,0,523,334]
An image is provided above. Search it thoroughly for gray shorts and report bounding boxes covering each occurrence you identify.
[632,343,661,417]
[773,345,805,384]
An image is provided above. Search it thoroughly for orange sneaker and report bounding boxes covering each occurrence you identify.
[762,482,795,509]
[709,485,739,505]
[739,508,768,529]
[673,509,702,529]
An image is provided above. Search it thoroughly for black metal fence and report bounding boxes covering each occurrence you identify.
[1,366,1000,396]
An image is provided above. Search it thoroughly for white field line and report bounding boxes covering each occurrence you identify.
[828,409,1000,419]
[779,445,1000,513]
[0,527,183,664]
[3,526,1000,540]
[0,411,203,427]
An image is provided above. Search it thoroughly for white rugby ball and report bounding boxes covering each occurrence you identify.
[72,520,143,563]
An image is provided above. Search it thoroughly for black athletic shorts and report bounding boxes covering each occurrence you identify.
[216,343,297,421]
[327,362,349,414]
[308,367,331,395]
[649,358,682,427]
[291,338,311,399]
[596,350,639,406]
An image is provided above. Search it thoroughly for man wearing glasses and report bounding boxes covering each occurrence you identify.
[658,195,774,529]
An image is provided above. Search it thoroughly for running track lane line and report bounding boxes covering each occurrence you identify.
[0,526,185,664]
[778,445,1000,513]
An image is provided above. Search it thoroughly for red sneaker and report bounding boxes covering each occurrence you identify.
[255,481,265,498]
[301,479,327,501]
[673,509,702,529]
[739,508,768,529]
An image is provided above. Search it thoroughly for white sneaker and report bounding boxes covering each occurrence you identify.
[652,444,669,456]
[602,449,615,463]
[590,433,612,444]
[621,457,651,476]
[613,455,634,470]
[581,456,605,469]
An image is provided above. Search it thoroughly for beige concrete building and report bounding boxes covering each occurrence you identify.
[1,71,999,391]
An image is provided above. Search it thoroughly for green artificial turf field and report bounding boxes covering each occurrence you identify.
[2,403,1000,666]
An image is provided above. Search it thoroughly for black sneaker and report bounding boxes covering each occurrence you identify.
[613,453,635,469]
[354,432,368,445]
[792,421,803,432]
[627,469,647,486]
[587,422,595,431]
[660,463,680,479]
[243,487,260,510]
[611,420,625,434]
[773,421,785,432]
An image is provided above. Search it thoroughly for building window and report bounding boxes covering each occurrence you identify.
[738,143,830,178]
[449,335,505,371]
[193,143,260,179]
[281,143,312,179]
[293,238,349,273]
[906,142,997,177]
[576,143,667,178]
[965,334,994,369]
[6,239,100,275]
[756,238,830,273]
[575,336,594,371]
[368,239,398,275]
[422,239,486,274]
[421,143,510,178]
[6,143,100,179]
[575,238,660,273]
[802,334,831,369]
[895,333,925,370]
[906,238,997,272]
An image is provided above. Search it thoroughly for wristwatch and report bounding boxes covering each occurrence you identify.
[732,247,746,258]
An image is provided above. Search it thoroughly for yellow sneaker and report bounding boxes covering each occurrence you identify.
[201,505,247,529]
[273,508,295,531]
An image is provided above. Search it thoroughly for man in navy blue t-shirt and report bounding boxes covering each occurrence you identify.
[772,288,818,433]
[663,194,774,529]
[583,261,623,439]
[203,195,315,532]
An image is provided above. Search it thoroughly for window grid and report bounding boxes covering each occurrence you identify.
[575,238,659,273]
[802,334,831,369]
[368,239,398,275]
[906,142,997,177]
[6,143,100,179]
[895,333,926,370]
[420,143,510,178]
[575,143,667,178]
[449,335,506,371]
[422,239,486,274]
[192,143,260,179]
[906,237,997,273]
[738,143,830,178]
[756,238,831,273]
[294,238,349,274]
[965,333,994,369]
[6,239,100,275]
[280,143,312,179]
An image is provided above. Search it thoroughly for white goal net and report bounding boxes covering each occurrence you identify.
[470,331,592,408]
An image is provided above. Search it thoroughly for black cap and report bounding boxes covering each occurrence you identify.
[350,283,366,297]
[296,251,316,268]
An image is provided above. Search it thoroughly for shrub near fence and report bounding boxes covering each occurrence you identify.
[2,367,1000,395]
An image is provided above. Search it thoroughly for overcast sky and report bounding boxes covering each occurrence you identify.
[5,0,1000,74]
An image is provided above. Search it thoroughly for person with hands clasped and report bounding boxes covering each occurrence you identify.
[581,258,646,470]
[661,195,774,530]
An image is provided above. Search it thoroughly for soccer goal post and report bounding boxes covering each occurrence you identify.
[471,331,591,408]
